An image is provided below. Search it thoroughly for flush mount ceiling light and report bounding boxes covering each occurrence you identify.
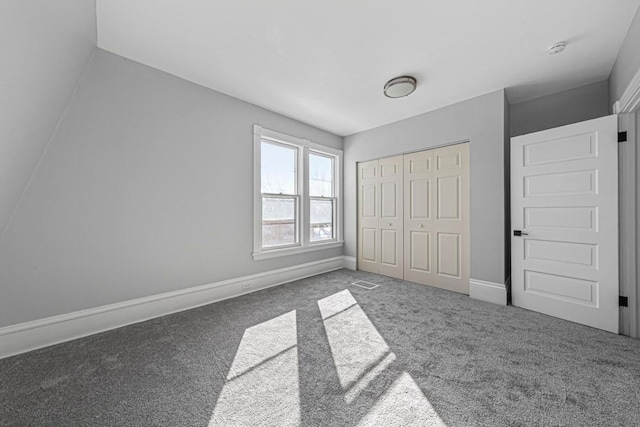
[383,75,417,98]
[547,41,566,55]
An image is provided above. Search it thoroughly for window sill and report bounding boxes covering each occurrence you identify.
[253,241,344,260]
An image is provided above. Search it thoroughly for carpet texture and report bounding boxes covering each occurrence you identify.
[1,269,640,426]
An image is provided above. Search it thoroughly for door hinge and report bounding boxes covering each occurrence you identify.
[618,131,628,143]
[619,296,629,307]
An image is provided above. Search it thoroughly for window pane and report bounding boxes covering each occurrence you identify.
[309,153,333,197]
[262,197,296,247]
[310,199,334,241]
[262,141,297,194]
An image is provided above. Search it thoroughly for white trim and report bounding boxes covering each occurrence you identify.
[0,257,345,360]
[253,124,344,157]
[253,240,343,260]
[618,113,637,337]
[469,279,507,306]
[342,256,357,270]
[253,127,263,254]
[613,66,640,114]
[613,66,640,337]
[308,140,343,157]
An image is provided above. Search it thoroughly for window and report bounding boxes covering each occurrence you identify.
[261,141,299,248]
[253,125,343,260]
[309,152,335,242]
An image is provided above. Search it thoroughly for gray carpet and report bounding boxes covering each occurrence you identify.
[1,269,640,426]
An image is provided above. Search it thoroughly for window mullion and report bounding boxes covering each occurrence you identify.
[301,146,310,247]
[253,128,262,254]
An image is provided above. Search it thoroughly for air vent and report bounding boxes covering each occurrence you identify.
[351,280,379,290]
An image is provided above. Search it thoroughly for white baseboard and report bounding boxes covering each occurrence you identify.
[342,256,356,270]
[469,278,507,306]
[0,256,346,360]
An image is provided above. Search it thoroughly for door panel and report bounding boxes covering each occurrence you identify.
[361,228,377,262]
[525,240,597,267]
[436,151,461,170]
[381,229,398,266]
[403,150,435,285]
[381,182,399,218]
[511,115,618,333]
[437,232,461,277]
[378,156,403,279]
[361,184,377,218]
[432,143,470,293]
[358,160,379,273]
[524,206,597,231]
[524,133,596,166]
[525,170,596,197]
[409,179,429,219]
[524,270,597,306]
[437,176,460,219]
[409,231,430,272]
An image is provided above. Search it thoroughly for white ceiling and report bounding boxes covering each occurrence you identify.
[96,0,640,136]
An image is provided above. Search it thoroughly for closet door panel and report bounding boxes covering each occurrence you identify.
[378,156,403,279]
[409,231,430,272]
[403,150,435,284]
[432,143,470,293]
[358,160,379,273]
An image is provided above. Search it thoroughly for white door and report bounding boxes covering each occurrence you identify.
[403,150,435,285]
[511,115,619,333]
[358,160,379,274]
[433,143,470,293]
[378,156,404,279]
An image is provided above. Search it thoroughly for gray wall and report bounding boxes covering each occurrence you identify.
[609,7,640,107]
[0,0,96,239]
[344,90,507,285]
[510,81,609,137]
[0,50,343,327]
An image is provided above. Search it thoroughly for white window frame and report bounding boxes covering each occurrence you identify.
[308,150,337,243]
[253,125,343,260]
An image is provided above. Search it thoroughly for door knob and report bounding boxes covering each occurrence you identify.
[513,230,528,236]
[418,224,424,228]
[388,223,393,226]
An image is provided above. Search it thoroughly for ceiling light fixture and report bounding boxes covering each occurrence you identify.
[384,76,417,98]
[547,41,566,55]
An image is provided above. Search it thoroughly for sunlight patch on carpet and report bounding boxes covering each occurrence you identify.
[318,290,395,403]
[357,372,446,427]
[209,310,300,427]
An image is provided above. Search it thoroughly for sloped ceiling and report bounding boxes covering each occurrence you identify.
[96,0,640,136]
[0,0,96,242]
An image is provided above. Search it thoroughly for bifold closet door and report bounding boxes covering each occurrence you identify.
[403,150,435,284]
[357,160,379,274]
[358,146,467,290]
[357,156,404,278]
[432,143,470,294]
[378,156,404,279]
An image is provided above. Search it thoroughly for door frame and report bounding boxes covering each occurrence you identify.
[614,65,640,338]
